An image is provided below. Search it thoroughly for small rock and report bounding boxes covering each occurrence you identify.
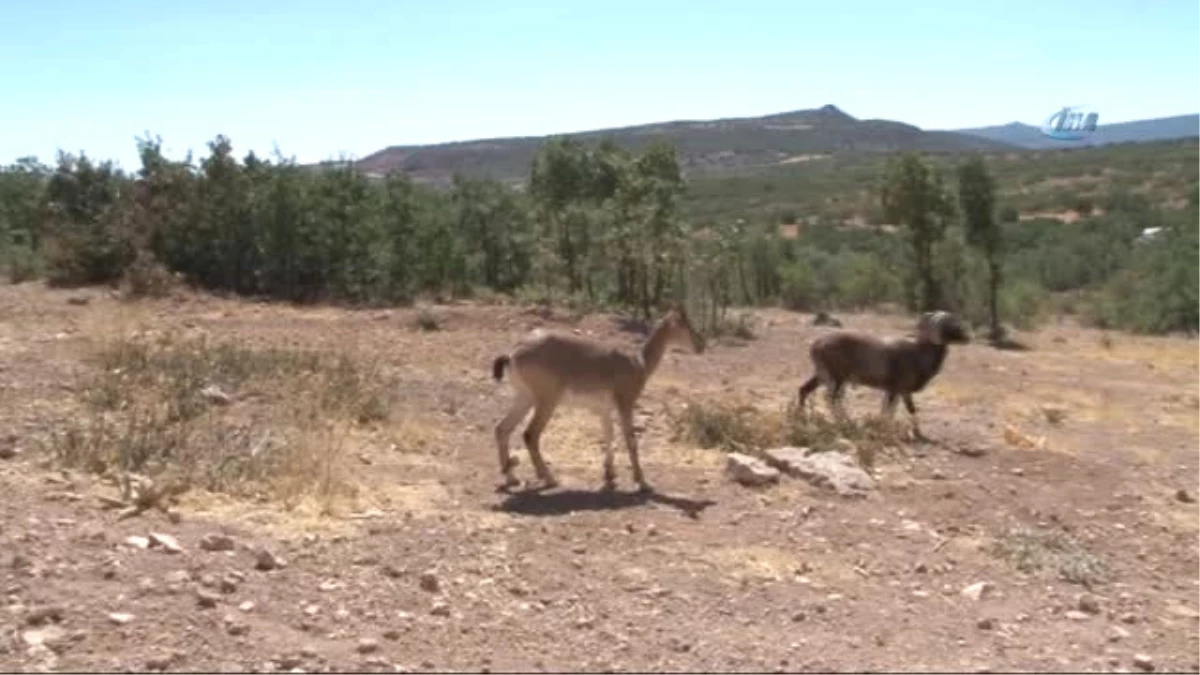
[1120,612,1139,624]
[1166,603,1200,619]
[165,570,192,585]
[930,469,946,480]
[66,296,90,306]
[1175,488,1195,504]
[791,611,806,623]
[318,580,344,592]
[1108,626,1131,642]
[25,605,65,626]
[1011,467,1024,477]
[0,443,18,460]
[201,385,233,405]
[145,654,177,671]
[148,532,183,554]
[1065,610,1091,621]
[224,615,250,636]
[725,452,781,487]
[418,570,440,593]
[381,565,404,579]
[107,612,135,625]
[254,548,284,571]
[356,638,379,654]
[961,582,992,601]
[125,535,151,549]
[976,617,996,630]
[199,533,236,552]
[382,629,401,641]
[1076,593,1101,615]
[22,626,66,650]
[239,601,255,612]
[1132,654,1154,672]
[430,600,450,617]
[196,589,220,609]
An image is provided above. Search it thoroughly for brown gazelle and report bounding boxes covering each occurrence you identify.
[491,305,705,492]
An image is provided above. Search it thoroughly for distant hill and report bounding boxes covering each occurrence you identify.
[346,105,1015,185]
[953,113,1199,150]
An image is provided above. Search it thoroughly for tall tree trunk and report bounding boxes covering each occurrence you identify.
[988,257,1002,341]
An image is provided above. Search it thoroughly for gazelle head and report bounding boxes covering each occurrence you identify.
[662,303,706,354]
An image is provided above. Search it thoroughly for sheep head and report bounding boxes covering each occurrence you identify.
[916,311,970,345]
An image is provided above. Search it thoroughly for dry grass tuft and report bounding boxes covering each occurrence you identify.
[48,332,395,511]
[669,395,908,472]
[990,525,1109,588]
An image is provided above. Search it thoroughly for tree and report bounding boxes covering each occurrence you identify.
[957,155,1004,340]
[880,153,953,311]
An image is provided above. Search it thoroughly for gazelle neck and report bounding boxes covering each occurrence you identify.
[639,317,674,380]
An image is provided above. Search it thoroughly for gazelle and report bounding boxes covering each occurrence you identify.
[491,305,706,492]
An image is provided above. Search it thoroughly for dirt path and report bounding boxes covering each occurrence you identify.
[0,284,1196,673]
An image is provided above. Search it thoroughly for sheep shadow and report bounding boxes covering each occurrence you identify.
[494,485,716,519]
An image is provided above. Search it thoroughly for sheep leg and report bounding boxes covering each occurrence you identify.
[494,394,532,489]
[880,392,898,419]
[827,381,848,422]
[798,376,821,414]
[902,394,928,441]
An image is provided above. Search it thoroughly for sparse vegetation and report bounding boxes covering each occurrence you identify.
[671,395,908,472]
[991,525,1110,588]
[50,333,393,510]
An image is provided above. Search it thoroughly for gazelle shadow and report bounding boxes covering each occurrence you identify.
[494,485,716,519]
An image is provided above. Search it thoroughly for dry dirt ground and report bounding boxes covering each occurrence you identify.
[0,283,1197,673]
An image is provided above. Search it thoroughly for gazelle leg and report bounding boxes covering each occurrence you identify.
[522,397,561,488]
[600,410,616,490]
[494,394,532,489]
[617,402,649,492]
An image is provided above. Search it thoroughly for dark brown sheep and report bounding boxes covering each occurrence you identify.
[797,311,969,438]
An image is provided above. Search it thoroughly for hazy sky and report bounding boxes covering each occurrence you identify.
[2,0,1197,169]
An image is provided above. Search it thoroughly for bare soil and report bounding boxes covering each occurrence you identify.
[0,283,1197,673]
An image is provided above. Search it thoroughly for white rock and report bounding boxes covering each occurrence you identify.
[725,453,780,487]
[148,533,183,554]
[761,446,874,497]
[961,582,992,601]
[107,612,135,625]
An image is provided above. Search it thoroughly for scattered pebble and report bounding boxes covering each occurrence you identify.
[254,548,284,571]
[1076,593,1101,615]
[239,601,256,613]
[196,589,220,609]
[1175,488,1195,504]
[961,582,992,601]
[1064,610,1091,621]
[148,533,183,554]
[976,617,996,630]
[1108,626,1131,642]
[356,638,379,654]
[419,570,440,593]
[199,533,236,552]
[25,605,65,626]
[107,612,135,625]
[125,536,151,550]
[1132,653,1154,672]
[430,600,450,617]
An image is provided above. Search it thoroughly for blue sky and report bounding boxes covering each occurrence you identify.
[2,0,1197,169]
